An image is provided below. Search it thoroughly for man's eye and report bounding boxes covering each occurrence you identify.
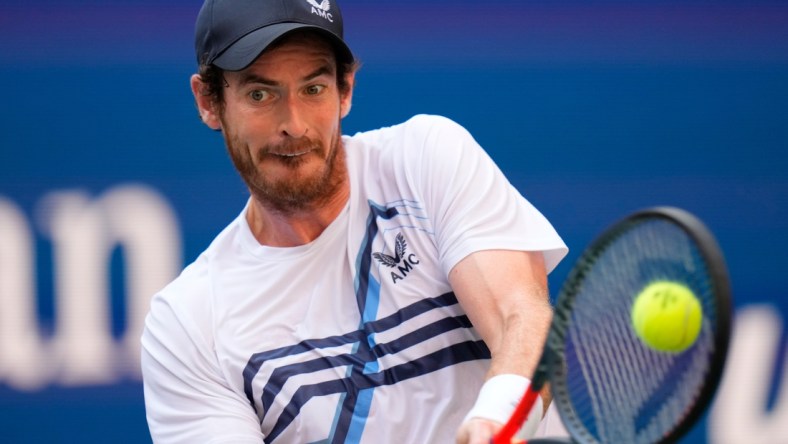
[305,85,325,95]
[249,90,268,102]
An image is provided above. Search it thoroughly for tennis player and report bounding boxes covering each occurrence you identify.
[141,0,569,443]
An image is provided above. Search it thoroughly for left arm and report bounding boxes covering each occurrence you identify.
[450,249,553,444]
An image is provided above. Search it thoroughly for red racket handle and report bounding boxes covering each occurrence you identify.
[490,386,541,444]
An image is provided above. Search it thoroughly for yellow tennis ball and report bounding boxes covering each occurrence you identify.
[631,281,703,353]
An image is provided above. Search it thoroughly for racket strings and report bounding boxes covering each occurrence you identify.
[554,219,720,443]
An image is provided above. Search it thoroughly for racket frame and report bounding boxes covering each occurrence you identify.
[492,207,732,444]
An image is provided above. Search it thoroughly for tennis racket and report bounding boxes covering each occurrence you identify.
[492,206,732,444]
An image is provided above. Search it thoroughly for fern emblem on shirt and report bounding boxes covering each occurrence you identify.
[373,233,407,267]
[373,233,420,283]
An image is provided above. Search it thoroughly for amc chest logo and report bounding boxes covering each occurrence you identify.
[372,233,420,284]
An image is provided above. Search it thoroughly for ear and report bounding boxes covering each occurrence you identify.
[339,70,356,119]
[190,74,222,130]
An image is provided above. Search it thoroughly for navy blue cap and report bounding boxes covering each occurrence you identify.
[195,0,354,71]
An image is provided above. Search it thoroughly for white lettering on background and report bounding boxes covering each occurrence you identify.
[709,305,788,443]
[0,185,181,390]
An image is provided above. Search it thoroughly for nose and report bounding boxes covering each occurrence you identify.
[276,94,308,139]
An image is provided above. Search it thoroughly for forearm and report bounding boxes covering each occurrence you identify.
[485,290,551,377]
[485,295,553,408]
[450,249,554,424]
[450,249,551,376]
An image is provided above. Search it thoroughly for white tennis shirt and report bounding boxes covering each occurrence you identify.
[141,115,568,443]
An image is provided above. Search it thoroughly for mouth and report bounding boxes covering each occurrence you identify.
[271,150,312,158]
[259,138,320,164]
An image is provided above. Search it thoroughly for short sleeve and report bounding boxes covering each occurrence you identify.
[407,115,567,276]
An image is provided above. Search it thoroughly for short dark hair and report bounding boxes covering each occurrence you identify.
[197,30,358,109]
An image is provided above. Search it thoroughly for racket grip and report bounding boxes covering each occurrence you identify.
[490,386,541,444]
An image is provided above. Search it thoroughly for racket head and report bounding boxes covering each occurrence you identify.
[546,207,732,444]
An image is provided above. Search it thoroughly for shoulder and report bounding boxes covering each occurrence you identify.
[144,254,214,344]
[347,114,472,146]
[345,115,477,169]
[399,114,467,133]
[143,212,245,347]
[399,115,479,159]
[403,114,474,143]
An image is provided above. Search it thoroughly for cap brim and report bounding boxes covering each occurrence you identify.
[213,22,353,71]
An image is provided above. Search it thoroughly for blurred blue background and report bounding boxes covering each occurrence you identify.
[1,0,787,442]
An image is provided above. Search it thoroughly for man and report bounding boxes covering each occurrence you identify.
[141,0,568,443]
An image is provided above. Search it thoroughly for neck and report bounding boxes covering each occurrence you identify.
[245,181,349,247]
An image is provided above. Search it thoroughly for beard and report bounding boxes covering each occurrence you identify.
[221,121,348,215]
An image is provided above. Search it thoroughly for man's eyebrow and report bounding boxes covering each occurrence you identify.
[236,64,335,88]
[238,73,278,87]
[303,64,334,82]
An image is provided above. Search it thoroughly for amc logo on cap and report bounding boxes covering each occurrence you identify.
[307,0,333,23]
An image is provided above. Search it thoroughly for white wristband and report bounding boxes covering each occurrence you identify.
[463,374,544,440]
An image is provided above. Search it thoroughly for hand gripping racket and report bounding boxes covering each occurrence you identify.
[492,206,732,444]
